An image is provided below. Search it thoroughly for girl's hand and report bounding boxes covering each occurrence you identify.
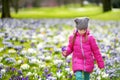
[61,46,67,57]
[62,51,67,57]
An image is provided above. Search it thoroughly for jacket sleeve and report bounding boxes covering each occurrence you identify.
[90,35,105,69]
[66,35,73,56]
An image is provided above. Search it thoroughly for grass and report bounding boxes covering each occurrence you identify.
[0,5,120,21]
[11,6,102,18]
[91,9,120,21]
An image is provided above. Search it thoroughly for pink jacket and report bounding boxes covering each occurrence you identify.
[65,30,104,73]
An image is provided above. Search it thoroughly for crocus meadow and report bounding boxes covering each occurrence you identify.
[0,19,120,80]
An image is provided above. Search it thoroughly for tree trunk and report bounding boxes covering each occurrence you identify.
[12,0,19,13]
[1,0,11,18]
[80,0,84,7]
[102,0,112,12]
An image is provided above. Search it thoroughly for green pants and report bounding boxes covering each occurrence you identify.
[75,71,90,80]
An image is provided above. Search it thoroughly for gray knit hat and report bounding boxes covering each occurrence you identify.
[74,17,89,30]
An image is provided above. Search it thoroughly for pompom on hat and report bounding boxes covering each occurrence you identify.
[74,17,89,30]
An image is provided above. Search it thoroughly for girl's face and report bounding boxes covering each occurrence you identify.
[78,29,86,35]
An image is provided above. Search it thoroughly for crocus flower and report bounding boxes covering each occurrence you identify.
[25,76,29,80]
[0,74,2,78]
[11,68,16,72]
[1,69,6,74]
[20,64,30,70]
[5,57,16,63]
[44,68,49,73]
[61,46,66,51]
[18,70,22,75]
[56,70,62,78]
[0,48,4,52]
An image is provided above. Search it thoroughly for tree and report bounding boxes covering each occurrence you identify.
[112,0,120,8]
[1,0,20,18]
[80,0,84,7]
[11,0,19,13]
[1,0,11,18]
[33,0,41,7]
[102,0,112,12]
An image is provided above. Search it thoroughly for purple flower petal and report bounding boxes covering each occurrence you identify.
[61,46,66,51]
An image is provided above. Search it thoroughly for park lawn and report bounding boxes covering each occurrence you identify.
[11,7,102,18]
[0,6,120,21]
[91,9,120,21]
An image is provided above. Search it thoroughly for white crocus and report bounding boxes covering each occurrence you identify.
[38,78,41,80]
[32,35,37,39]
[116,47,120,52]
[45,56,51,61]
[103,38,111,46]
[29,58,39,64]
[1,69,6,74]
[8,49,16,54]
[53,60,63,65]
[28,48,37,54]
[21,50,27,55]
[66,55,72,59]
[0,63,4,68]
[39,62,46,68]
[56,70,62,78]
[37,34,45,39]
[24,35,30,39]
[34,73,39,79]
[17,60,23,65]
[47,76,57,80]
[31,39,37,43]
[65,67,70,72]
[37,55,45,60]
[37,43,44,50]
[0,48,4,52]
[20,64,30,70]
[102,72,109,78]
[26,72,33,76]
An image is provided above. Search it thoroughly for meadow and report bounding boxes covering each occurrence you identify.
[0,18,120,80]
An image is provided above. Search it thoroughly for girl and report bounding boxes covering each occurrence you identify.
[62,17,104,80]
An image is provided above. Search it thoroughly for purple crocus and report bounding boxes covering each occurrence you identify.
[30,42,35,48]
[57,63,61,68]
[18,70,22,75]
[44,68,49,73]
[57,69,62,73]
[14,45,23,51]
[66,59,71,64]
[9,78,12,80]
[22,77,25,80]
[6,67,11,72]
[61,46,66,51]
[20,40,26,44]
[25,76,29,80]
[0,67,2,71]
[11,68,16,72]
[46,73,51,78]
[0,74,2,78]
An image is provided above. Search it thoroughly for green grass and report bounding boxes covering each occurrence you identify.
[11,7,102,18]
[0,6,120,21]
[91,9,120,21]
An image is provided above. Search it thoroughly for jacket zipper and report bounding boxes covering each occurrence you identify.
[80,36,86,71]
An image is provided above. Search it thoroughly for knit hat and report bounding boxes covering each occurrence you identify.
[74,17,89,30]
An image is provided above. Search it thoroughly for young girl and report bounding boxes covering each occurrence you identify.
[62,17,104,80]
